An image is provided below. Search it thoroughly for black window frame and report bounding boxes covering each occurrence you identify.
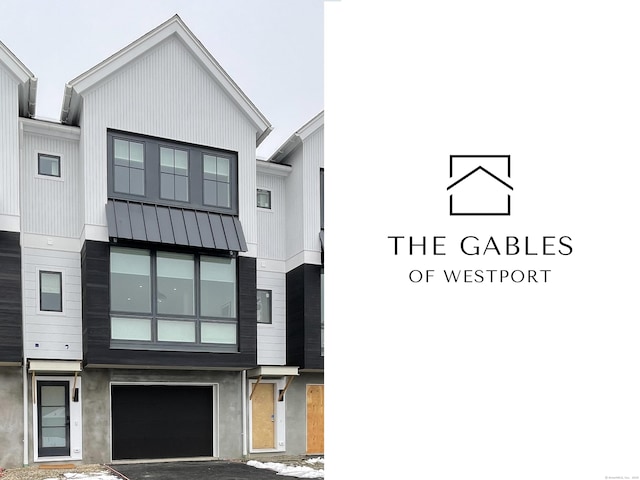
[257,189,272,209]
[107,130,238,214]
[38,153,61,178]
[39,270,62,312]
[257,289,272,324]
[109,245,239,353]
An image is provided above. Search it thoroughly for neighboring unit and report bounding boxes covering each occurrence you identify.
[0,16,323,468]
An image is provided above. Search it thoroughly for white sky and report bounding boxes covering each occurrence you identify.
[0,0,323,159]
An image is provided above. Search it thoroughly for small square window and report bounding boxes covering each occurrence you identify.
[257,189,271,209]
[38,154,61,177]
[257,289,272,324]
[40,271,62,312]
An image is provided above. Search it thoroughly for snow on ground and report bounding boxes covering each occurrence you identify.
[247,458,324,478]
[42,472,121,480]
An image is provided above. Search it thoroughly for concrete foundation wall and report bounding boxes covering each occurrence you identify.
[81,369,244,463]
[0,367,24,468]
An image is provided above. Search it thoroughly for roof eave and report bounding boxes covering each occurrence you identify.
[0,40,38,118]
[61,14,271,134]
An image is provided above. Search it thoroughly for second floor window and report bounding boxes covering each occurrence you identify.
[108,130,238,213]
[113,139,145,195]
[160,147,189,202]
[40,271,62,312]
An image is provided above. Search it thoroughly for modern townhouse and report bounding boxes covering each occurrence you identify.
[0,15,323,468]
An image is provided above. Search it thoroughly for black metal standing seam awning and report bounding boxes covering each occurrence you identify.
[106,199,248,252]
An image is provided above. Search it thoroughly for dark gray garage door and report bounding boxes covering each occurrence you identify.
[111,385,214,460]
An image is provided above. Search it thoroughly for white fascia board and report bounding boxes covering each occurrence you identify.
[256,159,292,177]
[296,110,324,140]
[0,40,34,84]
[0,41,38,117]
[21,117,81,140]
[267,110,324,163]
[63,15,271,138]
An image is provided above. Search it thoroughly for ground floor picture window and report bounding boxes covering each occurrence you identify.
[109,246,237,351]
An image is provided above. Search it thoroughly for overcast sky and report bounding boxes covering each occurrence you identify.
[0,0,323,159]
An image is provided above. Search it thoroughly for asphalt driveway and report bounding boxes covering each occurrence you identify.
[108,461,282,480]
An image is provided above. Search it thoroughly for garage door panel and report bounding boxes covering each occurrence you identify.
[112,385,214,460]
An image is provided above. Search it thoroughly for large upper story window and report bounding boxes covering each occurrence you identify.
[160,147,189,202]
[108,130,238,213]
[110,246,237,351]
[113,139,145,195]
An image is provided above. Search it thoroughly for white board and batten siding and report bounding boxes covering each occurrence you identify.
[0,66,20,230]
[257,171,287,261]
[256,168,288,365]
[20,128,82,239]
[79,36,259,254]
[22,247,82,360]
[284,123,324,268]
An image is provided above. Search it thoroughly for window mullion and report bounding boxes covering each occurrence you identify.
[195,254,201,344]
[151,251,158,343]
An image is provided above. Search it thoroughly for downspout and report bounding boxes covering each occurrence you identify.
[241,369,247,456]
[22,361,28,466]
[19,119,29,467]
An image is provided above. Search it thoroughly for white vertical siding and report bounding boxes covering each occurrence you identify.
[22,247,83,360]
[257,172,286,260]
[80,37,258,251]
[284,145,304,260]
[20,132,82,237]
[256,270,286,365]
[0,67,19,224]
[302,125,324,253]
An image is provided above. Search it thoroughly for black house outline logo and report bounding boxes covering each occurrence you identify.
[447,155,513,216]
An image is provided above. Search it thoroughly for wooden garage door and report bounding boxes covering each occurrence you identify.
[111,385,213,460]
[306,385,324,454]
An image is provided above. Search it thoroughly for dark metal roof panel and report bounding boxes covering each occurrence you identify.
[232,216,248,251]
[142,205,161,243]
[156,206,175,244]
[106,200,247,252]
[221,215,240,251]
[208,214,228,250]
[169,208,189,246]
[113,200,132,239]
[183,210,202,247]
[195,211,215,249]
[106,200,118,238]
[128,202,147,241]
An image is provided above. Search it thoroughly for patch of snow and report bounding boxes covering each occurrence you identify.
[61,473,120,480]
[247,460,324,478]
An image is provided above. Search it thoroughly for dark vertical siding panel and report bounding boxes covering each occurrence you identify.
[286,265,305,367]
[0,231,22,363]
[286,263,323,370]
[237,256,257,356]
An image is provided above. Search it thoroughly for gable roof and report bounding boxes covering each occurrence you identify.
[60,14,272,146]
[0,40,37,118]
[268,110,324,163]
